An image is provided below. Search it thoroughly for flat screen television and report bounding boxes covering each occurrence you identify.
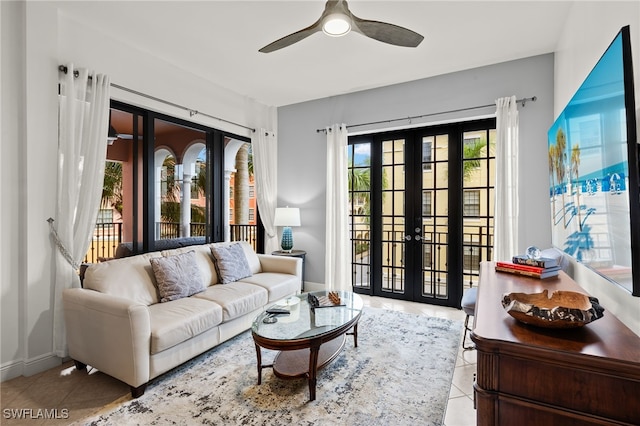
[548,25,639,296]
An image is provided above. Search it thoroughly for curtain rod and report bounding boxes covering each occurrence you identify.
[315,96,537,133]
[58,65,256,133]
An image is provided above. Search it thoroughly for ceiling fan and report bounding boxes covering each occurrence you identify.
[107,110,137,144]
[258,0,424,53]
[107,124,135,144]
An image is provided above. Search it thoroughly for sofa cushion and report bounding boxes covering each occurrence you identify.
[148,298,223,354]
[207,241,261,275]
[193,282,268,321]
[210,243,252,284]
[150,251,206,303]
[84,252,162,305]
[239,242,262,274]
[239,273,300,302]
[161,244,219,286]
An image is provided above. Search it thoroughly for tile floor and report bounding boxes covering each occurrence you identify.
[1,295,476,426]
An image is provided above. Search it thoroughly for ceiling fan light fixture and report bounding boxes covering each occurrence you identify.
[258,0,423,53]
[322,13,351,37]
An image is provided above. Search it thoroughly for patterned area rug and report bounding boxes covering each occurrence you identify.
[80,307,462,426]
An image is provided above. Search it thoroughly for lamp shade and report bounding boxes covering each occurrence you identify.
[274,207,301,227]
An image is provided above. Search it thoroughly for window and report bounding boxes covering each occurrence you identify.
[463,246,480,271]
[100,101,255,254]
[463,190,480,216]
[191,176,199,199]
[463,137,482,148]
[422,190,432,217]
[422,139,432,171]
[423,244,433,268]
[96,209,113,225]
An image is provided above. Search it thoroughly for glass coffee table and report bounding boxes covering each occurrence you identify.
[251,290,363,401]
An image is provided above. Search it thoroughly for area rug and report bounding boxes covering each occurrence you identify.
[80,307,462,426]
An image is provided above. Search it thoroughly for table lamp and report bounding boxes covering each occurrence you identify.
[274,207,301,252]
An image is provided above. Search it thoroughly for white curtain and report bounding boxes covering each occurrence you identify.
[252,129,279,254]
[325,124,351,292]
[51,64,111,357]
[493,96,520,261]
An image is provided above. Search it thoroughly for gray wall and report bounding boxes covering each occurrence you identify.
[278,53,555,286]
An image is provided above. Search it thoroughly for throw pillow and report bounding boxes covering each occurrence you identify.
[150,250,206,303]
[210,243,252,284]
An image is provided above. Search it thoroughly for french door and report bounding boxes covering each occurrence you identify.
[349,119,496,307]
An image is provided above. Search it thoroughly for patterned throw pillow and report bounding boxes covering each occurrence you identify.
[210,243,252,284]
[150,250,206,302]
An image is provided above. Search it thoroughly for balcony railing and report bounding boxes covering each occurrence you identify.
[158,222,258,251]
[84,222,123,263]
[230,224,259,251]
[84,222,260,263]
[157,222,207,239]
[351,224,493,292]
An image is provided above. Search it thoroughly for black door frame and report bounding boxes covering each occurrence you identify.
[350,118,496,308]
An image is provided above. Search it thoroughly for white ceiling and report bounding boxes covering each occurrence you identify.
[56,1,574,107]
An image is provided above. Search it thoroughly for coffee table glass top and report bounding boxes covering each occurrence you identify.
[252,291,363,341]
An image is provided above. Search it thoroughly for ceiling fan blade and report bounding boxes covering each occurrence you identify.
[258,0,423,52]
[259,19,322,53]
[352,16,424,48]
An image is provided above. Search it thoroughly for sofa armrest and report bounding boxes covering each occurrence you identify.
[63,288,151,388]
[257,254,302,277]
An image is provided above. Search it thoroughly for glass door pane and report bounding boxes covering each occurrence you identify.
[462,129,496,288]
[227,140,258,250]
[421,134,449,299]
[153,118,207,243]
[381,138,406,294]
[86,107,144,261]
[349,142,372,290]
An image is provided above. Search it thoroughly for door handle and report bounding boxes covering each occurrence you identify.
[414,235,422,241]
[404,235,412,241]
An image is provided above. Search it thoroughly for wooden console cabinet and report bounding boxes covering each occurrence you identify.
[471,262,640,425]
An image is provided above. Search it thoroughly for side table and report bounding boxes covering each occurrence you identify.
[271,250,306,291]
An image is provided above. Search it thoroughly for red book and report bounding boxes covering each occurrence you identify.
[496,261,545,273]
[495,265,560,279]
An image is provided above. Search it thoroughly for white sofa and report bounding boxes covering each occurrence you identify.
[63,241,301,397]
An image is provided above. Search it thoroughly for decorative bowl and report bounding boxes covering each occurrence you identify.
[501,289,604,328]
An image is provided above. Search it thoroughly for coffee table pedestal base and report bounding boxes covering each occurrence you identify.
[273,335,345,401]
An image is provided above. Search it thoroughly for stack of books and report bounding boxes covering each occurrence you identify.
[495,254,561,279]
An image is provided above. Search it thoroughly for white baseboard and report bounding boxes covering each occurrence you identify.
[0,360,24,382]
[1,353,62,382]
